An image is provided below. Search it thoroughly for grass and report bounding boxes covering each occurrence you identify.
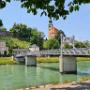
[37,57,90,63]
[0,36,30,48]
[37,57,59,63]
[77,57,90,61]
[0,57,17,65]
[0,56,90,65]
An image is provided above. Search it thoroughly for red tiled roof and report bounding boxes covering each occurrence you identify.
[49,26,58,34]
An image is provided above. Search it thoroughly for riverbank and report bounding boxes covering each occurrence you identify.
[77,57,90,61]
[31,80,90,90]
[0,57,90,65]
[37,57,59,63]
[0,57,16,65]
[37,57,90,63]
[16,80,90,90]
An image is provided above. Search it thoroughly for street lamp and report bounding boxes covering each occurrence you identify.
[59,33,63,73]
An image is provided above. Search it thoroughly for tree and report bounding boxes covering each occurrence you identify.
[43,39,60,49]
[4,51,7,56]
[74,41,90,48]
[83,40,90,48]
[64,44,73,49]
[0,19,3,27]
[1,28,7,32]
[55,29,65,43]
[30,28,45,49]
[0,1,6,9]
[10,23,32,41]
[10,23,45,49]
[20,0,90,20]
[0,0,90,20]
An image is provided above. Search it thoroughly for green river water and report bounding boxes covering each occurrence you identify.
[0,61,90,90]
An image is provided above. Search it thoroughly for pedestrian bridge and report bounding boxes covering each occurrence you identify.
[14,48,90,57]
[13,48,90,74]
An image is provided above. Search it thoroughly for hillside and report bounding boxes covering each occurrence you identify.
[0,36,30,49]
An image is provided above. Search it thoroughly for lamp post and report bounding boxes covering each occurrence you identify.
[60,33,63,60]
[59,33,63,73]
[72,35,75,49]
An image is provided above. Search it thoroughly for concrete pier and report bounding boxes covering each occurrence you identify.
[25,55,37,66]
[15,56,25,63]
[59,56,77,74]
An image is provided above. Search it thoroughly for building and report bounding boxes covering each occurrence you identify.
[0,41,8,55]
[29,44,40,52]
[48,26,59,39]
[48,19,65,40]
[48,19,59,39]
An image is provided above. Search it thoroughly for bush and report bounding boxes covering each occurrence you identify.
[0,57,17,65]
[4,51,7,56]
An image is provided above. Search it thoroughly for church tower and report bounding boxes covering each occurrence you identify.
[48,18,53,29]
[48,18,58,39]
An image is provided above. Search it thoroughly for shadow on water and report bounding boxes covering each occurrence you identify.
[38,65,59,71]
[77,72,90,76]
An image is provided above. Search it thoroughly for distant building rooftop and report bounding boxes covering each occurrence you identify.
[29,44,39,48]
[29,44,39,52]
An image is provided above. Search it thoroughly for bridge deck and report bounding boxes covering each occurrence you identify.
[14,48,90,57]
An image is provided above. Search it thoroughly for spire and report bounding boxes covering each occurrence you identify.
[48,18,53,28]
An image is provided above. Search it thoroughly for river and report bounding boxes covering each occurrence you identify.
[0,61,90,90]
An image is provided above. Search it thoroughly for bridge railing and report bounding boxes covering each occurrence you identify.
[15,48,90,57]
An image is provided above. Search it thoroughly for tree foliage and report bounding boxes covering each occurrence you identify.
[10,23,32,41]
[75,40,90,48]
[21,0,90,20]
[30,28,45,49]
[1,28,7,32]
[0,0,90,20]
[0,19,3,27]
[10,23,45,49]
[55,29,65,43]
[43,39,60,49]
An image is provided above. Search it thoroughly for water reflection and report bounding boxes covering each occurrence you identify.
[36,63,78,85]
[0,61,90,90]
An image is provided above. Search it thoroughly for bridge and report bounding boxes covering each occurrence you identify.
[13,48,90,74]
[14,48,90,57]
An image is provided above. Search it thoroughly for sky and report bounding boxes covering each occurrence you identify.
[0,1,90,41]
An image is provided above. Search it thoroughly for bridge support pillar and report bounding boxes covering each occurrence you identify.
[25,55,37,66]
[15,56,25,63]
[59,56,77,74]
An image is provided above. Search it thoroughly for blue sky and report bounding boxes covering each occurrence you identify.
[0,1,90,41]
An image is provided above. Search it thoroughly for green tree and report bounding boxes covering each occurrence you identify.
[1,28,7,32]
[10,23,45,49]
[74,41,90,48]
[0,52,1,57]
[0,19,3,27]
[8,48,12,56]
[10,23,32,41]
[0,0,90,19]
[83,40,90,48]
[0,1,6,9]
[21,0,90,20]
[64,44,73,49]
[30,28,45,49]
[4,51,7,56]
[55,29,65,43]
[43,39,60,49]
